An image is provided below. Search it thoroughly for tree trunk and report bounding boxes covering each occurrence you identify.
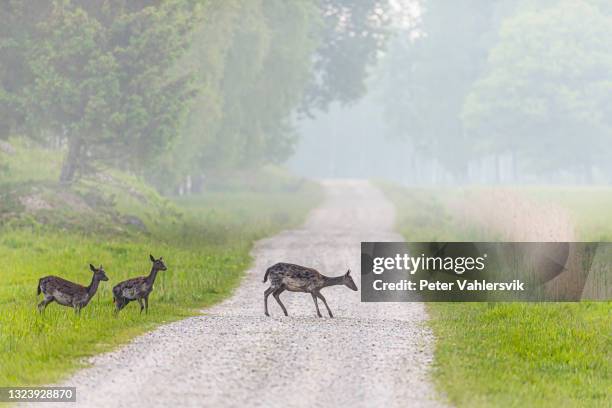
[59,138,83,184]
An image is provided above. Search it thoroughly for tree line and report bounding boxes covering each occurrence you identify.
[0,0,390,191]
[383,0,612,183]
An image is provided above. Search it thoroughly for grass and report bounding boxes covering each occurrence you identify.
[0,139,323,387]
[378,182,612,408]
[0,138,62,184]
[429,302,610,407]
[527,186,612,241]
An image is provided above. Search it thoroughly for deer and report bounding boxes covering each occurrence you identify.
[112,255,167,315]
[37,264,109,314]
[262,262,358,318]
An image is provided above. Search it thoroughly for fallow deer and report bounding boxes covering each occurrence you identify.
[37,264,109,314]
[263,262,358,318]
[112,255,167,315]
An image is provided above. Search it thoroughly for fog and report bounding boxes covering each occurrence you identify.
[2,0,612,191]
[292,0,612,186]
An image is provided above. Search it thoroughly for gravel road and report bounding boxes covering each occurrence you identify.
[35,180,445,408]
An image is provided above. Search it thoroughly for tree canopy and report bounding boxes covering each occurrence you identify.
[381,0,612,183]
[1,0,392,188]
[463,0,612,178]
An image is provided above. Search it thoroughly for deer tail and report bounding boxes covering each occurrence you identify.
[37,279,41,296]
[263,266,272,283]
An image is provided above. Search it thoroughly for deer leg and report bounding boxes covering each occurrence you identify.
[273,287,288,316]
[113,297,120,315]
[144,295,149,314]
[311,293,322,318]
[264,286,275,316]
[138,298,145,313]
[114,298,126,316]
[316,291,333,318]
[38,297,54,313]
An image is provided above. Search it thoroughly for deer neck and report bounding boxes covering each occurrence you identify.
[146,266,160,285]
[86,276,101,300]
[322,275,344,288]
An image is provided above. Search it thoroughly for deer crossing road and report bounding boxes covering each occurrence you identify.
[30,180,446,408]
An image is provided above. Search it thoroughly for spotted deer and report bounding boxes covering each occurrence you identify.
[112,255,167,315]
[263,262,358,318]
[37,264,109,314]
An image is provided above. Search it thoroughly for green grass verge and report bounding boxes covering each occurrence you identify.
[378,182,612,408]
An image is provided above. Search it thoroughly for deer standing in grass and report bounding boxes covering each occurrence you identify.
[112,255,167,315]
[37,264,109,314]
[263,262,358,318]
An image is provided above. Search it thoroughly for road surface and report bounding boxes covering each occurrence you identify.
[36,180,445,407]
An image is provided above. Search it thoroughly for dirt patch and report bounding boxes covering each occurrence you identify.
[55,190,93,213]
[19,194,53,212]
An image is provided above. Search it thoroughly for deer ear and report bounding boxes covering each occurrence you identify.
[346,269,351,276]
[90,264,96,272]
[150,254,155,262]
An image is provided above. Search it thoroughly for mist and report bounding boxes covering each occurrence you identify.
[292,0,612,186]
[3,1,611,190]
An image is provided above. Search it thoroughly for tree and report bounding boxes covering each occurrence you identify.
[463,0,612,179]
[237,0,319,166]
[300,0,392,114]
[23,0,200,183]
[3,0,394,191]
[381,0,517,178]
[0,1,52,139]
[147,0,241,192]
[152,0,319,192]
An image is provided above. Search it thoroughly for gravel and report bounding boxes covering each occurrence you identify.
[29,180,446,408]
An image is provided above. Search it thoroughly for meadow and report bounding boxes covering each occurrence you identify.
[0,140,323,387]
[380,184,612,408]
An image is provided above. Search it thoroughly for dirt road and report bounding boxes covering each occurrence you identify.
[40,180,444,407]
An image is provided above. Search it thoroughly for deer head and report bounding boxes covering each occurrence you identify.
[149,254,167,271]
[89,264,109,281]
[343,269,358,291]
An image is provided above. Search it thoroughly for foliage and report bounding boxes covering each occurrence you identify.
[2,1,388,189]
[0,1,51,138]
[21,0,201,183]
[463,0,612,177]
[301,0,392,114]
[382,0,518,175]
[189,0,318,172]
[380,0,612,182]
